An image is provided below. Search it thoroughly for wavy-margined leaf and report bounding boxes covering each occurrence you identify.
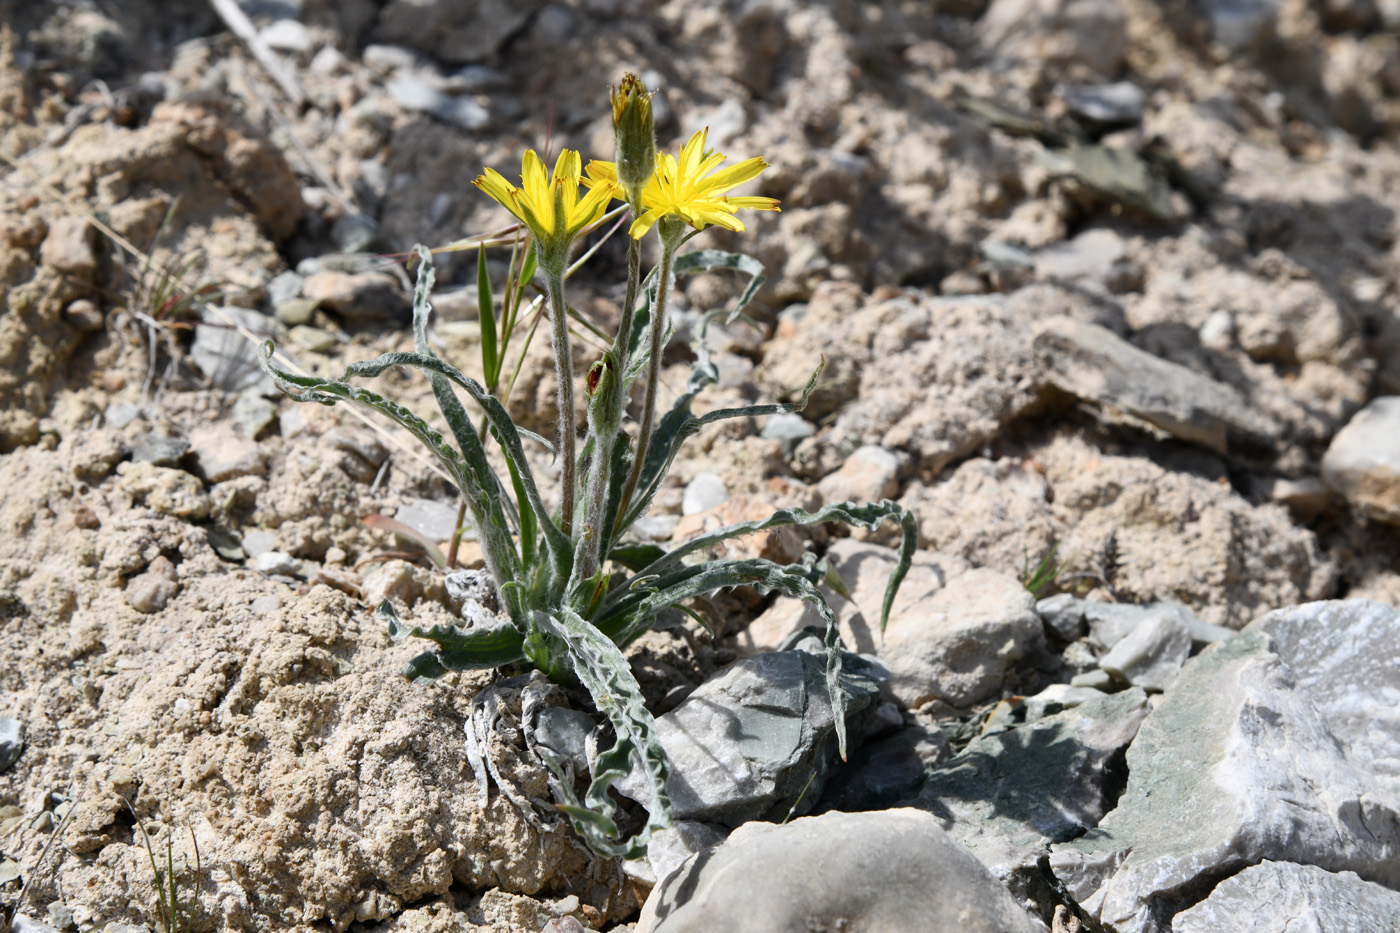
[381,599,526,677]
[629,500,917,634]
[531,608,671,858]
[672,249,765,325]
[339,347,572,591]
[596,557,855,759]
[260,344,524,616]
[618,353,824,532]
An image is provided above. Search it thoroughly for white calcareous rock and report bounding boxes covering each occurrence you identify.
[1174,861,1400,932]
[1050,600,1400,933]
[741,540,1042,710]
[637,809,1045,933]
[815,443,903,503]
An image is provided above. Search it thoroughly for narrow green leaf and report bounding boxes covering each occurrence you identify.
[618,354,825,533]
[478,243,499,387]
[609,543,667,572]
[344,346,571,580]
[260,342,524,615]
[624,498,915,634]
[673,248,766,324]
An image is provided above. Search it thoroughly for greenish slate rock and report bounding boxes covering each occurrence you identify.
[1042,145,1174,220]
[1174,861,1400,932]
[617,649,883,827]
[636,809,1046,933]
[1049,600,1400,933]
[906,689,1148,912]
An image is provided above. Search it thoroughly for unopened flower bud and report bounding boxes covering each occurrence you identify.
[611,73,656,209]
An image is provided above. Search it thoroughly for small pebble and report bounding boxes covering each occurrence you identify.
[394,498,463,542]
[104,402,144,429]
[631,514,678,541]
[287,325,339,354]
[761,412,815,445]
[682,472,729,515]
[255,551,301,577]
[129,434,189,468]
[241,529,278,558]
[259,18,311,53]
[275,297,318,326]
[0,716,25,773]
[232,393,279,440]
[126,555,179,614]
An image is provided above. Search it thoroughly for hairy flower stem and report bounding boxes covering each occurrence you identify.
[617,220,682,524]
[572,235,642,588]
[545,270,576,538]
[615,233,642,372]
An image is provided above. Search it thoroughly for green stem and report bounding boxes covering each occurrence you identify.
[615,216,642,370]
[545,271,576,538]
[569,235,643,589]
[616,221,681,525]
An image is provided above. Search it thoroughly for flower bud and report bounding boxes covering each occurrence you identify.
[611,73,656,209]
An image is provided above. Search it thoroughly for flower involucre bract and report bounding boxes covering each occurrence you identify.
[586,128,781,239]
[474,149,615,265]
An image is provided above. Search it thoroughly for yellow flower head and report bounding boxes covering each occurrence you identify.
[585,128,780,240]
[473,149,615,266]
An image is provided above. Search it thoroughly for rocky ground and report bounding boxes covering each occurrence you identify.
[1,0,1399,931]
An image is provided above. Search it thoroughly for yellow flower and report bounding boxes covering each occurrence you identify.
[585,128,780,239]
[473,149,615,266]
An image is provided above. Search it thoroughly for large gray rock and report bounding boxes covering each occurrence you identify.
[908,689,1149,911]
[1049,601,1400,933]
[1174,861,1400,932]
[1321,396,1400,525]
[636,809,1046,933]
[979,0,1127,75]
[741,541,1043,709]
[1033,316,1279,459]
[373,0,544,64]
[617,648,883,827]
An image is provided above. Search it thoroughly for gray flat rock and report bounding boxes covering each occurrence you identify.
[1050,600,1400,933]
[1097,606,1191,690]
[637,809,1046,933]
[1034,316,1279,458]
[1174,861,1400,932]
[617,649,883,826]
[908,689,1149,911]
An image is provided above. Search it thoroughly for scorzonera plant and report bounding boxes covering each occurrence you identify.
[260,74,916,858]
